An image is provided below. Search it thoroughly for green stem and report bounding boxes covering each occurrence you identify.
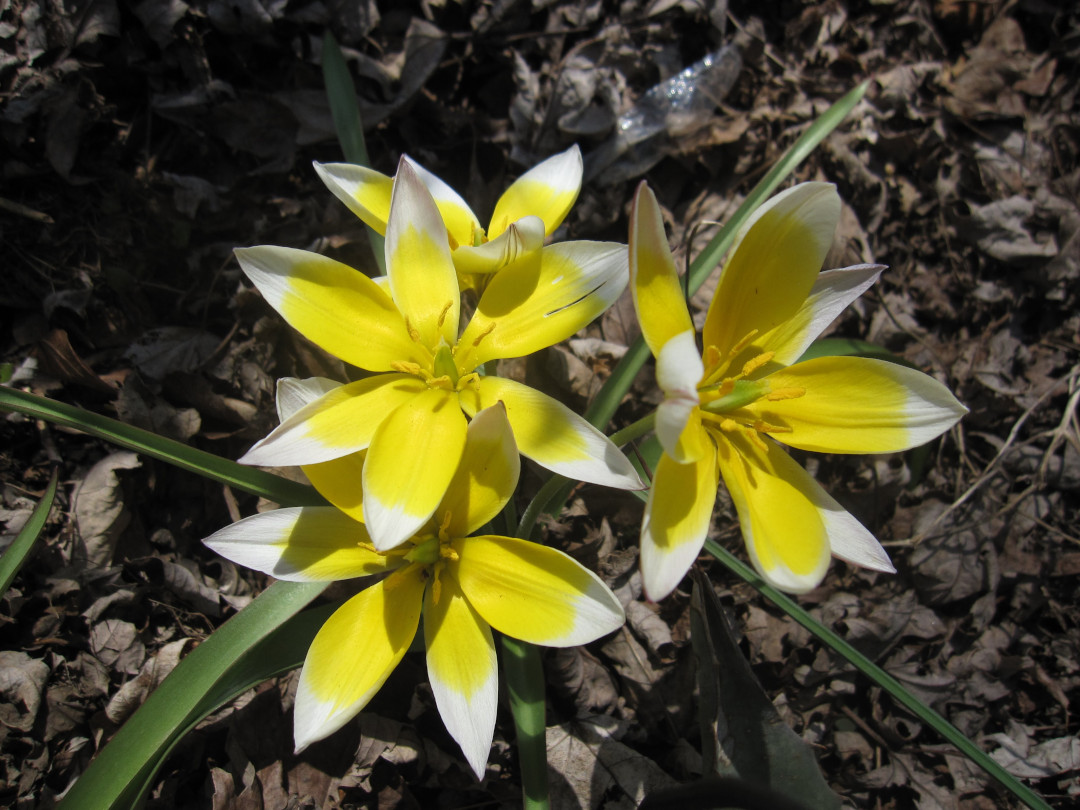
[703,540,1052,810]
[501,636,550,810]
[608,411,656,448]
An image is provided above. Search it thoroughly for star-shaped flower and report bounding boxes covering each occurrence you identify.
[236,158,640,550]
[629,181,967,599]
[314,145,583,281]
[203,404,625,778]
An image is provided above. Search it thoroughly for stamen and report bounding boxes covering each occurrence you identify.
[472,323,496,347]
[740,351,775,378]
[753,420,792,434]
[703,345,721,369]
[744,427,770,452]
[767,387,806,401]
[431,574,442,605]
[427,375,453,390]
[456,371,480,391]
[718,418,739,433]
[404,317,422,343]
[437,301,453,328]
[728,329,760,358]
[438,511,452,542]
[391,360,423,375]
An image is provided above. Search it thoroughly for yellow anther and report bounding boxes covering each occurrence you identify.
[753,420,792,434]
[438,511,453,541]
[704,345,721,369]
[745,427,770,452]
[719,418,739,433]
[766,387,806,401]
[441,546,460,562]
[391,360,423,375]
[456,371,480,391]
[472,323,496,347]
[740,351,775,378]
[431,575,442,605]
[437,301,453,328]
[427,374,454,390]
[728,329,760,358]
[405,317,422,343]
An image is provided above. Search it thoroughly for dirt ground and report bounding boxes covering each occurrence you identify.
[1,0,1078,808]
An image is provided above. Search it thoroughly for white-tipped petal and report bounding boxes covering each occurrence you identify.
[424,577,498,779]
[202,507,395,582]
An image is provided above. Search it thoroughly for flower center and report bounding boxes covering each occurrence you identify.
[695,330,806,451]
[404,511,460,604]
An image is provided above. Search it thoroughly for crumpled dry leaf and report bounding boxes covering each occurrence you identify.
[124,326,220,380]
[547,714,676,809]
[73,451,142,567]
[105,638,192,725]
[89,618,145,675]
[958,195,1059,264]
[0,650,50,732]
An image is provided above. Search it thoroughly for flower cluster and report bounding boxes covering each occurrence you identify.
[203,149,966,776]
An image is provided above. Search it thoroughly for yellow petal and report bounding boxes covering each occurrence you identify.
[302,450,366,523]
[451,216,545,276]
[436,403,519,538]
[464,375,642,490]
[489,144,582,237]
[640,446,719,601]
[293,565,425,750]
[451,535,624,647]
[702,183,839,367]
[758,264,883,366]
[202,506,397,581]
[424,575,497,779]
[240,374,425,467]
[235,246,424,370]
[385,159,460,347]
[629,181,695,357]
[654,330,705,461]
[362,388,468,550]
[456,241,628,370]
[715,431,831,593]
[313,162,394,234]
[275,377,342,422]
[745,356,968,454]
[404,156,483,251]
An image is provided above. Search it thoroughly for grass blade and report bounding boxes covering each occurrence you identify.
[0,467,57,595]
[0,388,323,507]
[702,539,1052,810]
[58,580,328,810]
[322,30,386,274]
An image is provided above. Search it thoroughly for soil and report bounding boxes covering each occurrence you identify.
[1,0,1078,808]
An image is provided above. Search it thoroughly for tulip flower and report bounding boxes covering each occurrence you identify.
[629,181,967,600]
[235,158,640,550]
[314,145,582,281]
[203,404,625,778]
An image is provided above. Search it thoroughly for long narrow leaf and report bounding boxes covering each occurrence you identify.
[702,539,1051,810]
[0,467,57,595]
[0,388,322,506]
[58,580,328,810]
[322,31,386,274]
[123,601,337,807]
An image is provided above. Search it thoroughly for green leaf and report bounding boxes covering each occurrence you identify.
[702,540,1053,810]
[0,388,323,507]
[796,336,901,364]
[58,581,329,810]
[0,467,57,596]
[322,30,385,274]
[689,568,840,809]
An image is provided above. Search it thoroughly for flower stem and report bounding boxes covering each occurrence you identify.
[501,636,550,810]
